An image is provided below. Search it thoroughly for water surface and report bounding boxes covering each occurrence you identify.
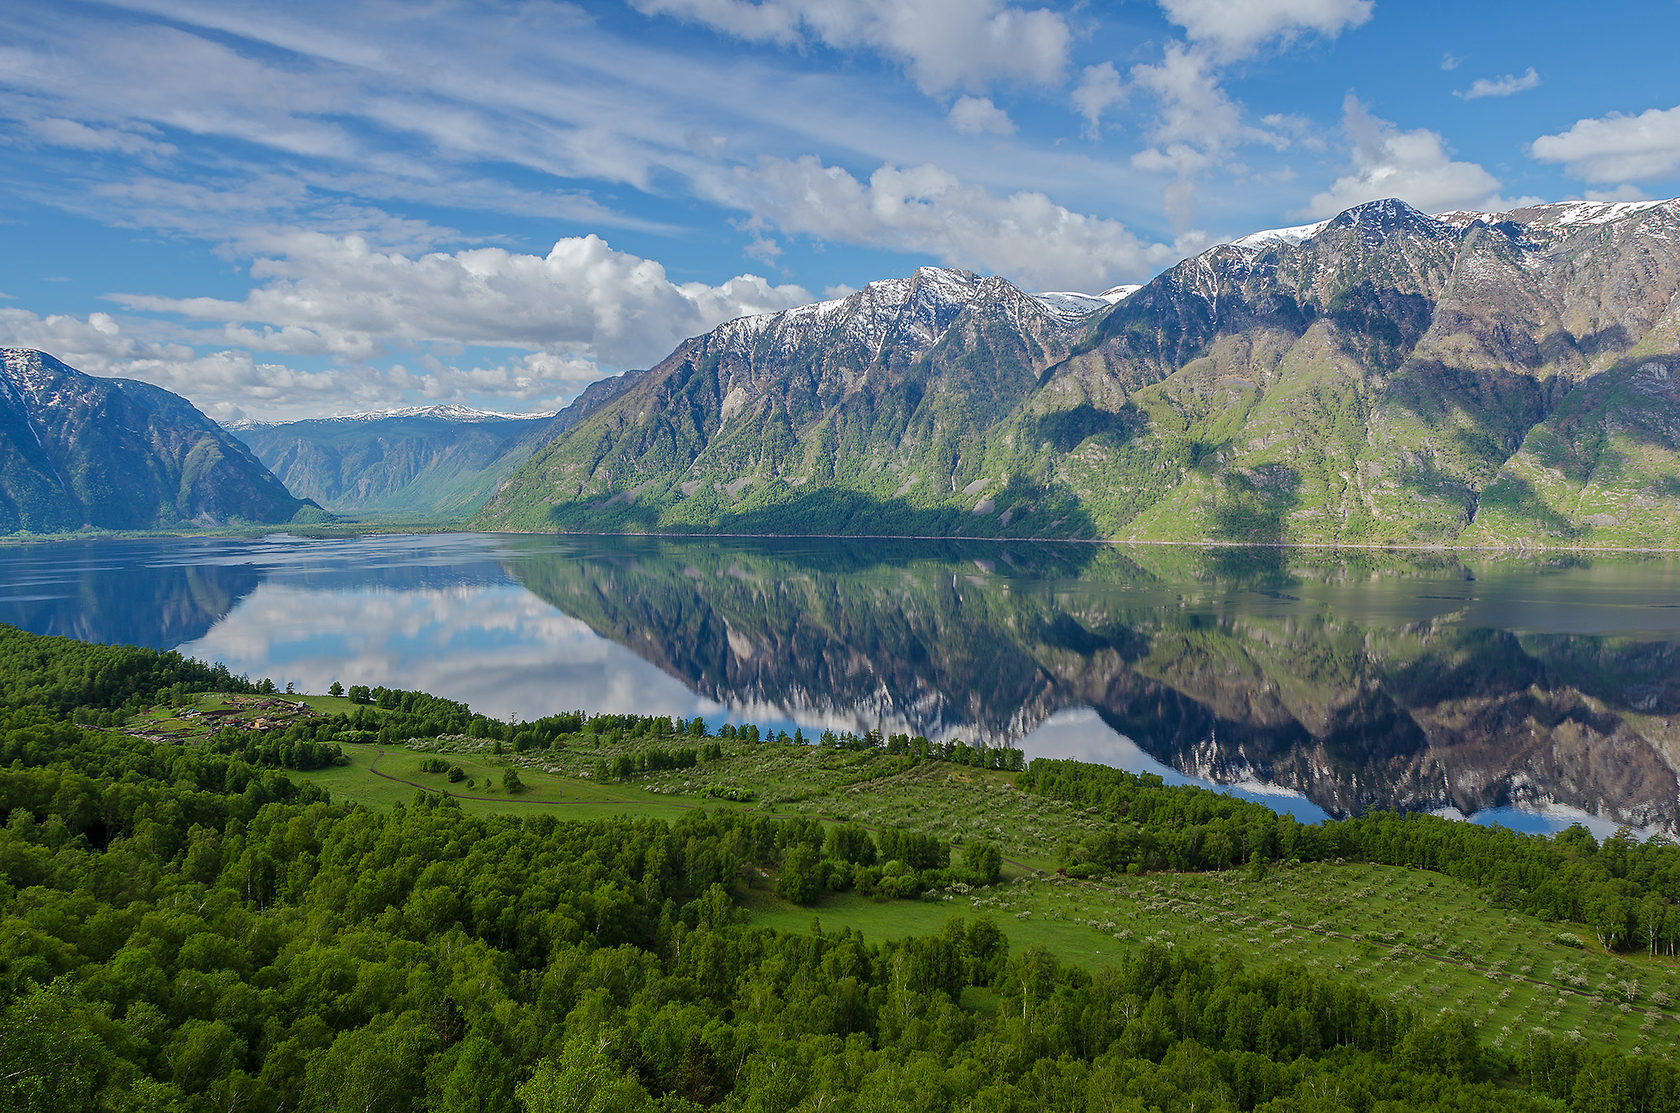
[4,532,1676,835]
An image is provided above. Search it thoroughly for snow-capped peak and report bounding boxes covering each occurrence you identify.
[1032,285,1140,318]
[1435,196,1678,231]
[1549,198,1673,225]
[228,403,557,430]
[1229,220,1328,252]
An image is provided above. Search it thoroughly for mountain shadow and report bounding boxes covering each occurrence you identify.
[1027,403,1145,453]
[541,479,1103,544]
[1207,465,1301,546]
[1473,474,1584,540]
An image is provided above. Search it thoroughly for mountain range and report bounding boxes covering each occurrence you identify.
[0,348,317,532]
[473,196,1680,548]
[229,374,644,517]
[8,194,1679,546]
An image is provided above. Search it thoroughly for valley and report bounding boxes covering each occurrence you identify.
[9,7,1680,1110]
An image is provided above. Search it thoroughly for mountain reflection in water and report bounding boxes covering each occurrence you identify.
[0,532,1674,835]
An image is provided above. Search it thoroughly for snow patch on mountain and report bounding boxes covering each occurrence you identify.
[1033,284,1140,318]
[1436,196,1678,230]
[1229,220,1329,252]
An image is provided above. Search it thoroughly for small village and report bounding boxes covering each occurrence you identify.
[119,693,320,745]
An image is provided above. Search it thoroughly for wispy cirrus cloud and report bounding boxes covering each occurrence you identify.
[626,0,1073,93]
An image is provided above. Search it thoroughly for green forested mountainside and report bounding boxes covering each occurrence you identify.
[232,413,552,519]
[230,373,645,519]
[0,349,318,532]
[5,623,1680,1109]
[476,198,1680,548]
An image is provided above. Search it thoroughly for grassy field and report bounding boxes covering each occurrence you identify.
[157,699,1680,1056]
[296,740,751,823]
[744,859,1680,1054]
[449,730,1102,871]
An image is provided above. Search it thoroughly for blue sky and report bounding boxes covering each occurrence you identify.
[3,0,1679,421]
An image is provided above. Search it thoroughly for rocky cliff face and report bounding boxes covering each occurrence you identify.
[475,267,1107,534]
[0,349,314,532]
[478,197,1680,547]
[1063,197,1680,547]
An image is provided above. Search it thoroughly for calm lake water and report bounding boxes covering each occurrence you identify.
[4,532,1679,836]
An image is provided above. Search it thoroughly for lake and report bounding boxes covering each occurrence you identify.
[3,531,1678,836]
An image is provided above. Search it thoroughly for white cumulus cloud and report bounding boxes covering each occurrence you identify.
[0,304,674,423]
[1157,0,1373,60]
[1115,0,1370,227]
[712,155,1179,290]
[948,95,1015,136]
[0,236,821,420]
[1531,104,1680,182]
[113,234,814,372]
[1072,62,1127,133]
[1456,67,1540,100]
[628,0,1071,92]
[1304,95,1505,216]
[1127,44,1281,225]
[0,307,353,422]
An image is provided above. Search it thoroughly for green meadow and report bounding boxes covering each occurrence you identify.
[277,724,1680,1058]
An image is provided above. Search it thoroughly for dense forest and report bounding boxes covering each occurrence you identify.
[3,623,1680,1111]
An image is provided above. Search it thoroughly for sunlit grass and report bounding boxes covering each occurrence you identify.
[287,730,1680,1056]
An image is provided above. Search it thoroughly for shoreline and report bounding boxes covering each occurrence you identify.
[472,526,1680,556]
[7,520,1680,556]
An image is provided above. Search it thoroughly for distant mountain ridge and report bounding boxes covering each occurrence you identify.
[0,348,317,532]
[475,195,1680,548]
[228,403,559,431]
[230,370,645,517]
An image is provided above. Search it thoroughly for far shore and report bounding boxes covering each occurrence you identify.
[6,519,1680,556]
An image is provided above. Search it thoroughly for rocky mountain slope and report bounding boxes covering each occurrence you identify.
[0,349,317,532]
[476,196,1680,547]
[231,371,644,517]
